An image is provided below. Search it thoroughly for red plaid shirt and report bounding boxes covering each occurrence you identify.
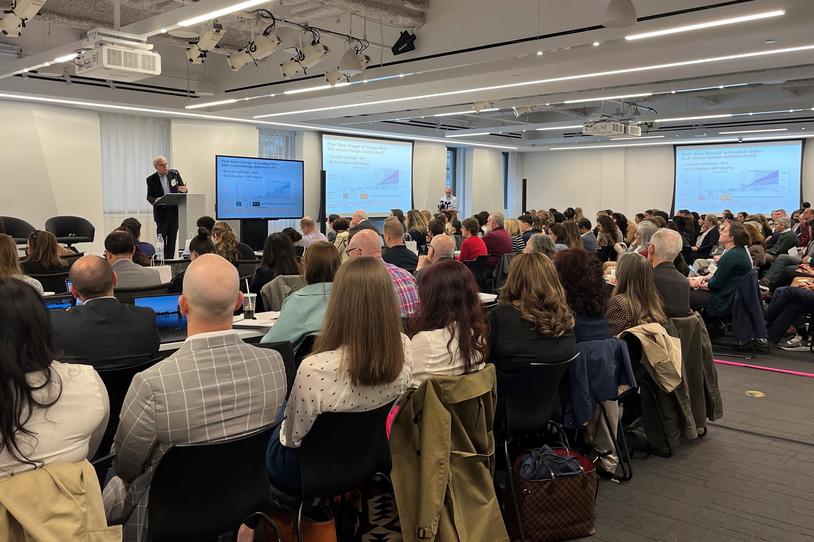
[383,262,420,317]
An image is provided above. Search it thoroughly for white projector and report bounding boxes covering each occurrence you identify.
[76,44,161,82]
[582,120,628,136]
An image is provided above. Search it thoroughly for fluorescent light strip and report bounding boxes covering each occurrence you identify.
[254,44,814,118]
[178,0,272,27]
[673,83,748,93]
[655,113,733,123]
[283,82,351,95]
[0,92,517,150]
[549,133,814,150]
[434,107,499,117]
[625,9,785,41]
[186,98,239,110]
[718,128,788,134]
[609,135,666,140]
[535,125,583,132]
[446,132,492,138]
[563,92,652,104]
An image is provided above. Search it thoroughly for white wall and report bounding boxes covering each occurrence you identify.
[413,142,448,212]
[463,147,505,216]
[0,101,105,253]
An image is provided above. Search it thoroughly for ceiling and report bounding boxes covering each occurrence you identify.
[1,0,813,151]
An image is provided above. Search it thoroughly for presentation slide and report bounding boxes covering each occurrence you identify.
[322,134,413,216]
[216,155,304,219]
[674,141,802,214]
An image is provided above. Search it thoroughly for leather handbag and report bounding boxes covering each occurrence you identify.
[505,447,598,542]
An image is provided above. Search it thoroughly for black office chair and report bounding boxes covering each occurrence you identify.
[463,255,494,293]
[91,452,116,487]
[254,341,296,400]
[500,356,577,542]
[148,424,278,542]
[294,334,318,369]
[113,283,171,304]
[45,215,95,248]
[274,404,393,542]
[0,216,36,244]
[28,271,70,293]
[238,274,254,294]
[236,260,260,279]
[93,355,163,460]
[294,245,305,260]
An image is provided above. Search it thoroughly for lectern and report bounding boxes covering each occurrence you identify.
[153,193,206,254]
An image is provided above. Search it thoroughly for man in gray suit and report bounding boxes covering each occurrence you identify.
[578,218,599,253]
[103,254,286,541]
[105,230,162,289]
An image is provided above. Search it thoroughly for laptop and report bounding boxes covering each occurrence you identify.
[134,293,188,343]
[43,294,75,311]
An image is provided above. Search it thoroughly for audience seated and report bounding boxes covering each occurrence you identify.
[408,259,487,387]
[0,278,109,476]
[482,212,513,268]
[261,241,340,347]
[614,213,637,245]
[0,234,43,295]
[765,217,796,263]
[266,256,412,494]
[427,218,445,243]
[168,228,216,294]
[449,218,464,249]
[764,284,814,350]
[607,253,667,336]
[688,214,720,262]
[21,230,71,275]
[212,221,256,262]
[406,209,429,255]
[562,221,582,250]
[348,209,380,240]
[458,217,488,261]
[596,214,624,262]
[297,216,327,248]
[326,213,340,243]
[119,217,156,259]
[743,221,768,268]
[689,221,752,318]
[647,229,692,318]
[627,219,657,255]
[486,252,576,395]
[105,230,161,289]
[504,218,525,254]
[518,214,539,245]
[347,230,419,317]
[382,217,419,274]
[103,254,286,541]
[331,217,351,260]
[415,233,455,284]
[523,232,555,257]
[554,248,611,342]
[251,232,301,312]
[51,256,160,367]
[547,223,570,252]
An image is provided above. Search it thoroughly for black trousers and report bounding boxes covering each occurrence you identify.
[155,209,178,260]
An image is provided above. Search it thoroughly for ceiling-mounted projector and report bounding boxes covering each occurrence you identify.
[75,29,160,82]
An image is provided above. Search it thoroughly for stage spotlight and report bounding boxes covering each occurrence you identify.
[338,47,370,77]
[227,32,281,71]
[186,22,225,64]
[391,31,416,56]
[603,0,637,28]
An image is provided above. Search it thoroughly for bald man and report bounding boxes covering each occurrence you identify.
[415,233,456,284]
[50,255,159,368]
[146,154,187,259]
[347,229,419,317]
[348,209,380,240]
[103,254,286,541]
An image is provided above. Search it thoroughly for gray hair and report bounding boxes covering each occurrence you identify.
[431,234,455,259]
[776,216,790,229]
[650,229,683,261]
[705,214,720,227]
[490,212,505,228]
[152,155,168,167]
[353,209,368,221]
[527,233,555,257]
[637,220,658,248]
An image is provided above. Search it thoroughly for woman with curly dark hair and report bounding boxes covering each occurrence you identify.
[409,259,487,386]
[554,248,611,342]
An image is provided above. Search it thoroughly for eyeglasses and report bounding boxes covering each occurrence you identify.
[345,247,360,257]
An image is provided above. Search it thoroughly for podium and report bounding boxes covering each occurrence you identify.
[154,193,206,254]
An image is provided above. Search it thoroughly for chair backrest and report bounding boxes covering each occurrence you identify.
[114,283,170,304]
[148,425,277,542]
[44,216,95,244]
[94,356,163,458]
[299,403,393,497]
[91,452,116,486]
[502,356,576,438]
[732,269,768,341]
[463,255,493,293]
[28,271,70,293]
[294,333,318,368]
[0,216,36,244]
[238,274,253,293]
[294,245,305,259]
[253,341,296,400]
[236,260,259,278]
[260,274,306,312]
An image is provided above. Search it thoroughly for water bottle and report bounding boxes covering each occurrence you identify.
[155,234,165,266]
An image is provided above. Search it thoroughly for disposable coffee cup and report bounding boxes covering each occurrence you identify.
[243,293,257,320]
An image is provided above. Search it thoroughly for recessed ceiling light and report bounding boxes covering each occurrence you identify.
[625,9,786,41]
[536,51,543,56]
[593,41,600,47]
[718,128,788,134]
[764,39,777,44]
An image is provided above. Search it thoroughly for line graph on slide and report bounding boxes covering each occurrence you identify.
[333,168,402,202]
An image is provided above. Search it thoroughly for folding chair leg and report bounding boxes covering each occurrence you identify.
[599,402,632,482]
[642,381,674,458]
[296,502,304,542]
[504,439,526,542]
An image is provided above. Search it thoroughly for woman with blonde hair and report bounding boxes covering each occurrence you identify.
[487,252,576,394]
[607,253,666,336]
[562,221,582,249]
[21,230,69,275]
[504,218,525,254]
[266,256,412,494]
[0,234,43,295]
[573,207,584,223]
[212,221,255,262]
[407,209,429,255]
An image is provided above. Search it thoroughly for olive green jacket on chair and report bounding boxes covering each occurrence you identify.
[389,364,509,542]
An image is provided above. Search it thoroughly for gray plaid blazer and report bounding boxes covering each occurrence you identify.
[103,330,286,542]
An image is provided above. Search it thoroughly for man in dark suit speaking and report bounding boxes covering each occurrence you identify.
[146,155,188,259]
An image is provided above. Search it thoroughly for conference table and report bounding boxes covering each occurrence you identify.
[159,311,279,352]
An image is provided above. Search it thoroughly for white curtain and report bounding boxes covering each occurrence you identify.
[258,128,300,232]
[100,113,171,244]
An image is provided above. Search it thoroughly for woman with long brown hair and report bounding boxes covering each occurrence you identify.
[21,230,69,275]
[409,259,487,386]
[554,248,611,342]
[0,234,43,295]
[266,256,412,494]
[487,252,576,394]
[607,253,667,336]
[212,221,255,262]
